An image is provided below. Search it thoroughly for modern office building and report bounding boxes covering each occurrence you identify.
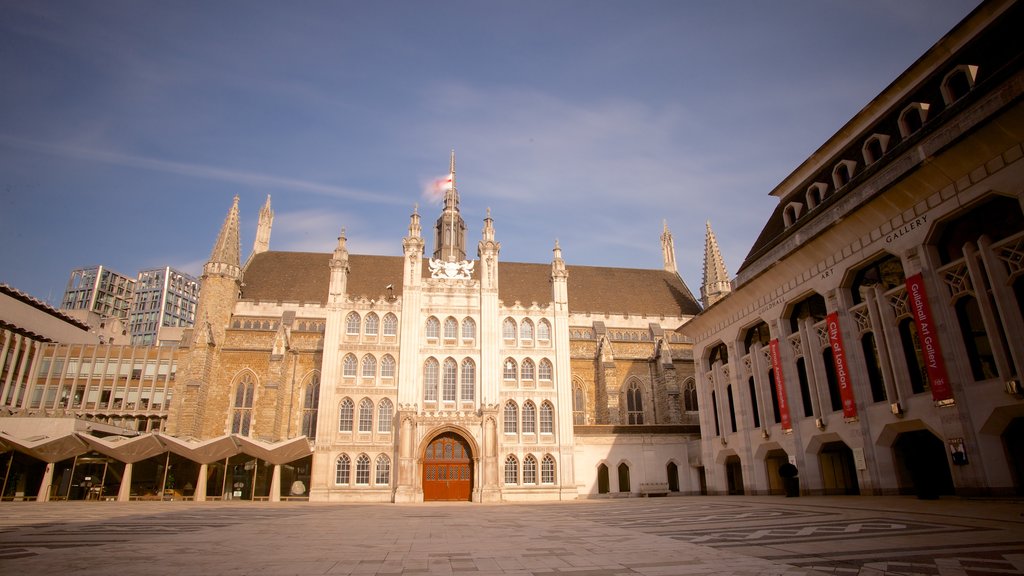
[128,267,200,346]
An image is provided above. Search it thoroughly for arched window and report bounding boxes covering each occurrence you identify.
[539,401,554,434]
[423,358,439,402]
[898,102,930,137]
[899,317,929,394]
[862,134,889,165]
[382,313,398,336]
[832,160,856,190]
[797,357,814,417]
[361,354,377,379]
[461,317,476,341]
[380,355,396,379]
[521,319,534,342]
[504,455,519,485]
[375,455,391,485]
[597,464,610,494]
[301,373,320,439]
[849,252,905,305]
[346,312,361,335]
[521,359,536,381]
[231,373,255,435]
[626,381,644,425]
[538,359,553,381]
[338,398,354,432]
[783,202,803,228]
[726,384,737,433]
[460,358,475,401]
[335,454,351,485]
[806,183,827,210]
[537,320,551,342]
[522,401,537,434]
[358,398,373,433]
[503,318,517,341]
[956,295,998,381]
[504,401,518,434]
[342,354,358,378]
[941,64,978,105]
[355,454,371,485]
[425,317,440,340]
[444,317,458,340]
[503,358,518,381]
[523,455,538,484]
[442,358,458,402]
[748,377,761,428]
[364,313,379,336]
[377,399,393,433]
[682,379,698,412]
[573,384,586,424]
[541,455,556,484]
[617,463,630,493]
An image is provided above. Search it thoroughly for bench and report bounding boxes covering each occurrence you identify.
[640,483,670,497]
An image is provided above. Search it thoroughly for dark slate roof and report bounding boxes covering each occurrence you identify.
[241,251,701,317]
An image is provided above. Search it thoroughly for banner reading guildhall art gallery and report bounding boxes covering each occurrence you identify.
[768,339,793,431]
[825,312,858,420]
[905,273,955,405]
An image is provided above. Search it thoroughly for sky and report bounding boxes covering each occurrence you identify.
[0,0,983,305]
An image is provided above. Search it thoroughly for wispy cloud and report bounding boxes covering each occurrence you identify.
[0,134,403,205]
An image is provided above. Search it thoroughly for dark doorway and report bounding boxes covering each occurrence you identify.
[894,430,955,498]
[725,456,744,495]
[819,441,860,495]
[1003,418,1024,495]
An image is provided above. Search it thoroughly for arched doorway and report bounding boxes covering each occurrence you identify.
[422,432,472,501]
[894,430,954,498]
[725,455,744,495]
[819,441,860,495]
[1003,418,1024,495]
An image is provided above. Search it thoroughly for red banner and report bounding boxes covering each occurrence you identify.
[768,339,792,431]
[826,312,858,420]
[906,273,954,404]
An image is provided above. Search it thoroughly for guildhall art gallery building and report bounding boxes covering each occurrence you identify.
[1,0,1023,502]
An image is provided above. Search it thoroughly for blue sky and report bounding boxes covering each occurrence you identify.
[1,0,981,304]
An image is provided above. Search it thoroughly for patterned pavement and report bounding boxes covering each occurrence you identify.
[0,496,1021,575]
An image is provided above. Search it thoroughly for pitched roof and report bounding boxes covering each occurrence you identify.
[241,251,701,317]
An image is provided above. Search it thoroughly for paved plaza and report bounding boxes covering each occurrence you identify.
[1,496,1023,575]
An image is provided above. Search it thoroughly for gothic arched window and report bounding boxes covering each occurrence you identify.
[335,454,350,485]
[504,455,519,485]
[382,313,398,337]
[338,397,354,432]
[442,358,457,402]
[346,312,361,335]
[377,399,393,433]
[626,381,644,425]
[364,313,379,336]
[423,358,439,402]
[539,401,554,434]
[231,373,255,436]
[301,373,320,439]
[522,401,537,434]
[523,455,537,484]
[504,401,518,434]
[358,398,373,432]
[460,358,475,401]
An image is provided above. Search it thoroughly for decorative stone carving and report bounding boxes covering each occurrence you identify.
[429,258,475,280]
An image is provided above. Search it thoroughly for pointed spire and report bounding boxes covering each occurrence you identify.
[701,220,731,308]
[252,194,274,256]
[551,238,568,279]
[661,219,677,274]
[408,204,421,239]
[481,207,495,243]
[333,228,348,262]
[433,150,466,261]
[204,195,241,279]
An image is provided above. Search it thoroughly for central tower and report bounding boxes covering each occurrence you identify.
[432,150,467,262]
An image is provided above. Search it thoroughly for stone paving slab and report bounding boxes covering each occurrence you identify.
[0,496,1022,575]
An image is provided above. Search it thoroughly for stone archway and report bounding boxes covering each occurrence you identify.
[422,432,473,501]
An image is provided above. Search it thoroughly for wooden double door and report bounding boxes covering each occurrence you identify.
[422,432,473,501]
